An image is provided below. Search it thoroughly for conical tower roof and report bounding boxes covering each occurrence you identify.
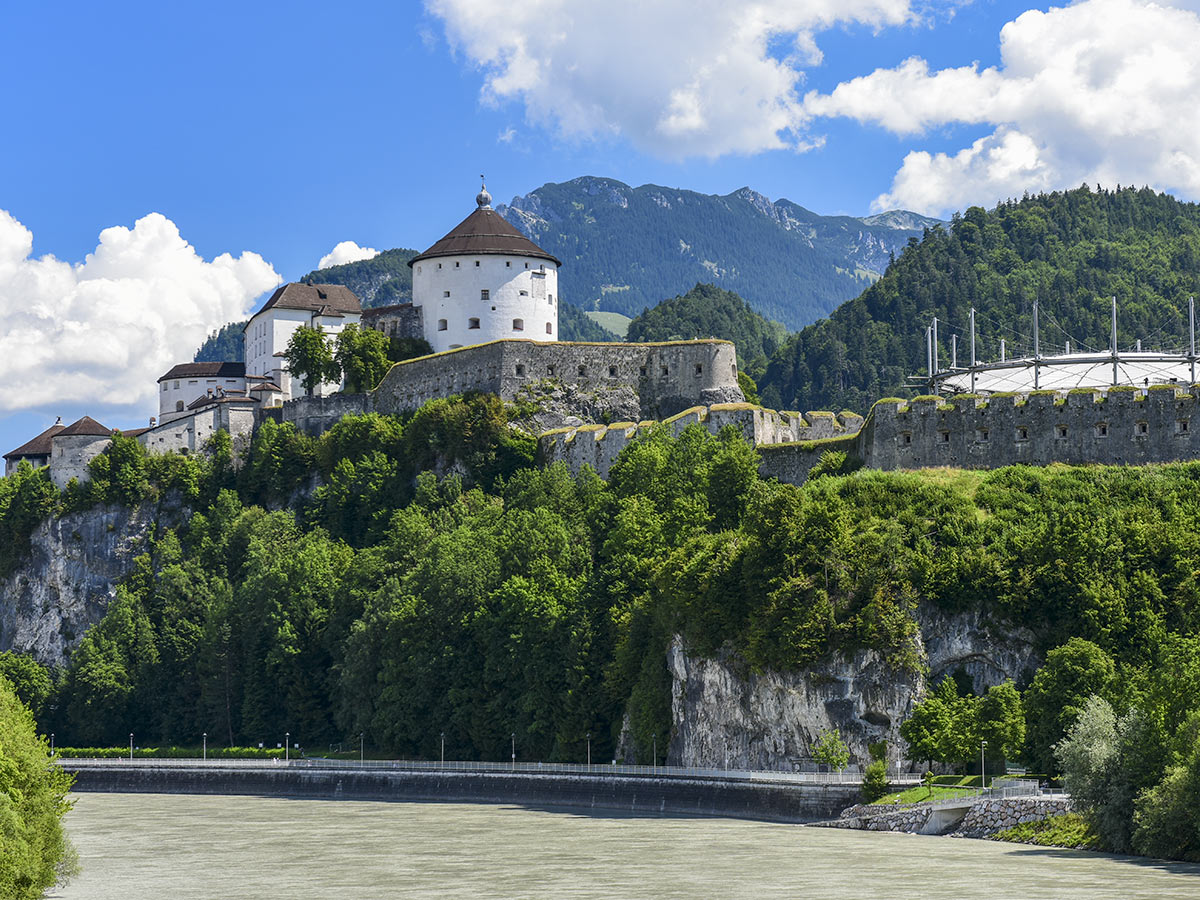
[409,189,560,267]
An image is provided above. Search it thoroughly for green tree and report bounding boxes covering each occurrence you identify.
[284,326,338,397]
[1024,639,1117,774]
[812,728,851,771]
[334,323,393,393]
[900,677,976,767]
[0,653,53,719]
[1132,723,1200,861]
[976,682,1025,770]
[0,676,77,899]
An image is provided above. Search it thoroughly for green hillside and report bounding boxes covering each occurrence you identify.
[300,248,419,308]
[194,321,246,363]
[759,186,1200,413]
[498,177,939,329]
[626,283,786,376]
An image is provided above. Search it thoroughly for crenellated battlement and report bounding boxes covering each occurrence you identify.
[540,384,1200,486]
[861,384,1200,472]
[539,404,863,479]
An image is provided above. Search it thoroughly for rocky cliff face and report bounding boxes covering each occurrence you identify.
[0,501,170,666]
[666,604,1039,771]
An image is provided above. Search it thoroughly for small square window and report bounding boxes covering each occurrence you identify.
[640,366,648,377]
[1017,427,1029,441]
[454,261,460,268]
[512,318,524,331]
[437,319,448,331]
[578,366,586,376]
[524,263,529,269]
[941,431,950,442]
[468,318,480,329]
[437,263,442,269]
[515,364,525,376]
[977,429,989,442]
[519,290,529,296]
[694,364,703,376]
[1178,419,1190,434]
[481,289,489,301]
[902,433,912,445]
[1096,424,1108,437]
[547,365,555,375]
[1057,426,1068,439]
[443,291,450,298]
[1138,422,1149,435]
[474,260,480,267]
[662,366,669,376]
[609,365,618,377]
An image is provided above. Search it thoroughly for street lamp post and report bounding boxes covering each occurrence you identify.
[652,733,656,770]
[50,733,54,755]
[511,733,516,771]
[980,739,988,792]
[440,732,445,767]
[360,733,364,764]
[586,732,591,768]
[285,732,290,762]
[203,733,207,761]
[129,733,134,761]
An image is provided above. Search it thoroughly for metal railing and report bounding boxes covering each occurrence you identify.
[58,756,926,786]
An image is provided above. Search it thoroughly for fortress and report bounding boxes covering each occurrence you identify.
[9,183,1200,488]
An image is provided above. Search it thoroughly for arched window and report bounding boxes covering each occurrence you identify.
[175,400,184,411]
[512,318,524,331]
[546,322,553,334]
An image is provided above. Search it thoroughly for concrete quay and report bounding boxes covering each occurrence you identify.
[60,759,865,824]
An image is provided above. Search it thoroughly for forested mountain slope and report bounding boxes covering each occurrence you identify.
[626,283,786,376]
[497,177,939,329]
[758,186,1200,413]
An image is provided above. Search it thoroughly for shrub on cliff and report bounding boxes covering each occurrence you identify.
[0,676,77,899]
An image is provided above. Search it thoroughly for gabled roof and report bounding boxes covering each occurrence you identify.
[58,416,111,437]
[253,283,362,319]
[119,427,150,438]
[158,361,246,383]
[249,382,282,392]
[4,420,65,460]
[409,207,561,267]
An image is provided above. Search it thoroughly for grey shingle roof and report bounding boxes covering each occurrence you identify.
[409,208,560,267]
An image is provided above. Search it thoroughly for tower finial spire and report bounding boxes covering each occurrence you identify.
[476,175,492,209]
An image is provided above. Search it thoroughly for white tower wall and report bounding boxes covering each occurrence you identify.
[413,255,558,354]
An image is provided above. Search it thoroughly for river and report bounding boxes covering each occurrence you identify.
[51,792,1200,899]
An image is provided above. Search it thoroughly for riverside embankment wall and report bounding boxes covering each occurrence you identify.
[63,762,859,823]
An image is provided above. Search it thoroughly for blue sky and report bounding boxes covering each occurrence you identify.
[2,0,1198,451]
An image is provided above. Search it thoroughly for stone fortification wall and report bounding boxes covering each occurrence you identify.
[49,434,111,489]
[362,303,424,340]
[539,404,863,480]
[860,385,1200,472]
[374,339,743,420]
[273,393,374,437]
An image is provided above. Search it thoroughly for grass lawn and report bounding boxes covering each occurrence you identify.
[871,775,984,806]
[585,310,632,338]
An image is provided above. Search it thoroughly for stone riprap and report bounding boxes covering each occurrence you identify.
[954,797,1074,838]
[826,797,1072,838]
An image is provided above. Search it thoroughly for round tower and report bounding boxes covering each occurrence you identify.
[409,181,561,354]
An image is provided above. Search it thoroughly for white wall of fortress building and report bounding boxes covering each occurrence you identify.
[411,255,558,354]
[244,308,360,401]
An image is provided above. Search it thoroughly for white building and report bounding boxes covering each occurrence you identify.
[243,282,362,401]
[409,183,560,354]
[157,361,248,424]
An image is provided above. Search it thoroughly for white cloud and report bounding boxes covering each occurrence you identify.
[0,210,280,415]
[426,0,916,158]
[801,0,1200,214]
[317,240,379,269]
[497,126,516,144]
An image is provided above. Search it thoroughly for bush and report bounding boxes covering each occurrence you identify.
[861,759,890,802]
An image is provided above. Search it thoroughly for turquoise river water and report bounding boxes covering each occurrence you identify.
[50,792,1200,899]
